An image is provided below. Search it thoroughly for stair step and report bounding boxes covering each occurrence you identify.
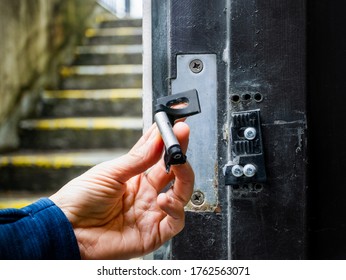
[85,27,142,37]
[19,117,142,149]
[74,45,142,65]
[60,64,142,75]
[99,18,142,28]
[0,149,127,168]
[0,149,128,192]
[40,89,142,117]
[59,65,142,89]
[0,194,42,209]
[85,27,142,45]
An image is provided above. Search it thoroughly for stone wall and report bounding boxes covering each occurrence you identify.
[0,0,97,150]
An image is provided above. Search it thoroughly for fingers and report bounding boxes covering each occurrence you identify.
[143,122,190,192]
[157,160,194,242]
[103,121,190,185]
[97,123,164,184]
[157,192,185,240]
[149,122,194,242]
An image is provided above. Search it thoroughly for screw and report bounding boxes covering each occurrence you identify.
[244,127,257,140]
[243,164,257,177]
[189,59,203,73]
[231,165,244,177]
[191,190,205,206]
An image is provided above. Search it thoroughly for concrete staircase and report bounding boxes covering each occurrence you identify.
[0,13,143,207]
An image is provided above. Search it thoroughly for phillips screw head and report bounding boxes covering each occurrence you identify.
[244,127,257,140]
[231,165,244,177]
[243,164,257,177]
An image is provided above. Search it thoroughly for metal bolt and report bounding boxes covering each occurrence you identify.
[231,165,244,177]
[244,127,257,140]
[243,164,257,177]
[191,190,205,206]
[189,59,203,73]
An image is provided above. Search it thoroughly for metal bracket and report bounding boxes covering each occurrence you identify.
[224,109,267,185]
[171,54,218,210]
[154,89,201,172]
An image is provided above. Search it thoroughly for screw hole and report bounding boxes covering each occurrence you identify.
[232,184,240,190]
[231,94,240,103]
[241,93,252,101]
[254,93,263,102]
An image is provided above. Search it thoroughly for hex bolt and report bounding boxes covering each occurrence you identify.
[191,190,205,206]
[231,165,244,177]
[243,164,257,177]
[244,127,257,140]
[189,59,203,73]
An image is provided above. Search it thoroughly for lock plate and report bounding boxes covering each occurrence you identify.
[224,109,267,185]
[171,54,218,210]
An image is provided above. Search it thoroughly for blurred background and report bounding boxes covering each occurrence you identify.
[0,0,143,208]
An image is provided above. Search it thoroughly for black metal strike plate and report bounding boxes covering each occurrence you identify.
[225,109,266,185]
[154,89,201,172]
[154,89,201,125]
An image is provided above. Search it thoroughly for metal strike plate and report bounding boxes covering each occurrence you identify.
[155,89,201,125]
[224,109,267,185]
[171,54,217,210]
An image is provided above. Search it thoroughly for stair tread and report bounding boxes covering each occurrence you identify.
[43,88,142,99]
[76,44,142,54]
[20,117,143,130]
[60,64,142,76]
[0,148,128,167]
[0,194,48,209]
[97,16,141,26]
[85,27,142,37]
[95,13,118,23]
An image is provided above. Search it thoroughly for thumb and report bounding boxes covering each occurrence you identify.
[103,124,164,184]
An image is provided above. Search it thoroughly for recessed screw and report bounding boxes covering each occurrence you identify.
[231,165,244,177]
[243,164,257,177]
[189,59,203,73]
[191,190,205,206]
[244,127,257,140]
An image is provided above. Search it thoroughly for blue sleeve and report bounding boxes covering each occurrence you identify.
[0,198,81,260]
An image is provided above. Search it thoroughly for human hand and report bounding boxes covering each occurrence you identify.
[50,122,194,259]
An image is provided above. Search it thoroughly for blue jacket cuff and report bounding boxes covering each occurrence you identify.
[0,198,81,259]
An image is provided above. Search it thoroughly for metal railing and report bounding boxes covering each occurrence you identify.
[97,0,142,18]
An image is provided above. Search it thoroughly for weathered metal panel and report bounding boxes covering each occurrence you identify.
[150,0,307,259]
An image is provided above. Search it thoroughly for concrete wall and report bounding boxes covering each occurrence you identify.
[0,0,97,151]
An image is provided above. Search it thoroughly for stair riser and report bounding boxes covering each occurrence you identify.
[60,74,142,89]
[100,19,142,28]
[0,166,90,192]
[19,129,141,149]
[74,53,142,65]
[41,98,142,117]
[86,35,142,45]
